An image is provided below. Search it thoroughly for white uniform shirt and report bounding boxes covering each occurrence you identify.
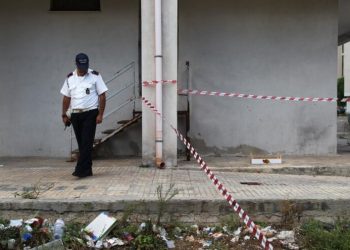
[60,69,108,109]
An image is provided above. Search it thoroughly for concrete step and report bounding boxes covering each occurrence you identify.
[96,115,141,145]
[101,129,116,135]
[94,138,102,144]
[337,115,350,133]
[117,120,131,125]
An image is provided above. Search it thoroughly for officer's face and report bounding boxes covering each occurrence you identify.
[77,67,88,76]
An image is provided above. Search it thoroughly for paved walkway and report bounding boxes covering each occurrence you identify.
[0,156,350,201]
[1,156,350,221]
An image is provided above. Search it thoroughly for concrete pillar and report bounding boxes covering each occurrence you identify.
[141,0,178,167]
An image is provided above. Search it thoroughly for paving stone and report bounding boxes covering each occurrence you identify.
[0,157,350,222]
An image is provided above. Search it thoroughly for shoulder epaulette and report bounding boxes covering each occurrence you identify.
[91,70,99,76]
[67,72,73,78]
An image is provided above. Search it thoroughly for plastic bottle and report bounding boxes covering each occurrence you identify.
[53,219,65,239]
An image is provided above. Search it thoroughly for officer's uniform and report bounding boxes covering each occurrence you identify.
[61,69,108,176]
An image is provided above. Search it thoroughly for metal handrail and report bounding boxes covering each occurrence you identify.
[106,82,134,102]
[103,61,137,120]
[105,62,135,85]
[103,97,138,119]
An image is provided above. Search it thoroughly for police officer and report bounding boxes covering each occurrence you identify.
[60,53,108,178]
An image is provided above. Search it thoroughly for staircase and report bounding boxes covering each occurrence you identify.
[97,114,142,146]
[69,62,140,161]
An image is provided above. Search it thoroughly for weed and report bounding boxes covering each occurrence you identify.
[210,240,230,250]
[300,219,350,250]
[111,222,139,239]
[62,221,86,250]
[220,214,240,232]
[255,221,269,228]
[0,226,20,241]
[131,219,167,250]
[14,180,54,199]
[280,200,303,229]
[121,203,137,225]
[156,184,179,225]
[0,218,9,226]
[133,234,167,250]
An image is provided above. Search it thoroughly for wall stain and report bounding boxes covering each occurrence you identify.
[190,137,268,156]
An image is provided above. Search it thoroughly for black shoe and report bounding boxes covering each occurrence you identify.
[76,172,93,178]
[74,170,93,178]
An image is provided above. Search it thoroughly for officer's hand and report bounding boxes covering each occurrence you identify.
[62,116,70,126]
[96,114,103,124]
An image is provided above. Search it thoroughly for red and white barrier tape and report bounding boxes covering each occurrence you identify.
[143,81,349,102]
[142,80,177,86]
[141,97,273,250]
[178,89,340,103]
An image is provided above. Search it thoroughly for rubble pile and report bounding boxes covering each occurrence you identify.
[0,213,300,250]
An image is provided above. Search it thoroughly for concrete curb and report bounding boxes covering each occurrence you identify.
[177,165,350,177]
[1,198,350,223]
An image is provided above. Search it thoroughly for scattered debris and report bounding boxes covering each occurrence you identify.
[0,213,308,250]
[7,239,16,249]
[138,222,146,232]
[104,237,124,247]
[29,239,65,250]
[9,219,23,227]
[277,230,299,249]
[122,232,134,242]
[185,235,195,242]
[231,236,239,243]
[277,230,295,242]
[261,226,277,238]
[251,154,282,165]
[203,226,215,235]
[84,212,117,241]
[95,240,103,249]
[53,219,65,239]
[234,227,242,236]
[212,232,223,240]
[199,239,212,248]
[287,242,300,250]
[165,239,175,248]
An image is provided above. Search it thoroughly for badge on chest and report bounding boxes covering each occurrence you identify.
[86,88,90,95]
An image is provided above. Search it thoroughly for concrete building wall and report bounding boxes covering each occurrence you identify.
[0,0,140,157]
[179,0,338,155]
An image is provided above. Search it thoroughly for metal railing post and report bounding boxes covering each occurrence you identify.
[186,61,191,161]
[133,62,136,117]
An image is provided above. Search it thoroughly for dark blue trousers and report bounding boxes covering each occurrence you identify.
[71,109,98,176]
